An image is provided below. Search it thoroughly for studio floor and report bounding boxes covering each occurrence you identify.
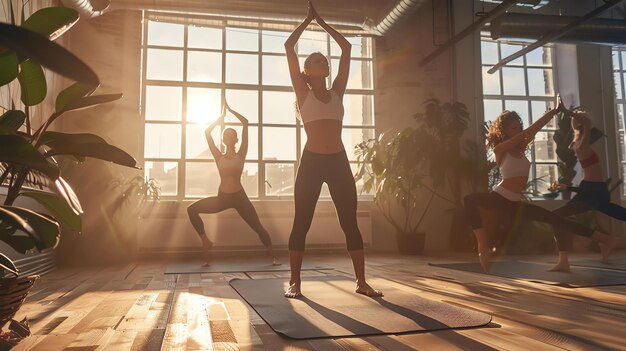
[10,251,626,351]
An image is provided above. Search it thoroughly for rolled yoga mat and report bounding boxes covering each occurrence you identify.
[229,275,492,339]
[429,261,626,288]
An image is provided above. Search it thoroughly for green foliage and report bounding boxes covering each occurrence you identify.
[0,6,137,277]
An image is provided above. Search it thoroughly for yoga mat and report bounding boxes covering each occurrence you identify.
[569,258,626,272]
[229,276,491,339]
[165,260,331,274]
[429,261,626,288]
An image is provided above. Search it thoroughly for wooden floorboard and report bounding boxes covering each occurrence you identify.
[6,252,626,350]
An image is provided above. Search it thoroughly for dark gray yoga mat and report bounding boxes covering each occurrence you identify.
[165,260,330,274]
[429,261,626,288]
[570,258,626,271]
[229,276,492,339]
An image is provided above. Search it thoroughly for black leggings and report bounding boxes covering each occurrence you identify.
[289,149,363,251]
[187,189,272,247]
[464,191,594,249]
[553,181,625,251]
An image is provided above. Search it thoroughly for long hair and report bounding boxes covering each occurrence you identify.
[486,110,523,149]
[294,52,323,119]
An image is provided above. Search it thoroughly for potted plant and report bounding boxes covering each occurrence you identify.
[0,6,138,344]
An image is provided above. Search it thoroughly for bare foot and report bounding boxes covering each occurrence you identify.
[201,236,214,267]
[548,262,570,273]
[356,282,383,297]
[478,247,492,273]
[600,237,620,264]
[272,257,282,266]
[284,281,301,298]
[201,261,211,267]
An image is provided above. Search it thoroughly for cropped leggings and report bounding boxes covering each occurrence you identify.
[464,191,593,249]
[289,149,364,251]
[187,189,272,247]
[553,181,625,250]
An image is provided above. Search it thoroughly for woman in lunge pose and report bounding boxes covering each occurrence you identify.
[187,100,280,267]
[464,96,617,272]
[283,0,381,298]
[549,109,620,272]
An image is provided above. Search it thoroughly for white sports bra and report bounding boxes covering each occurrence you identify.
[217,155,243,176]
[298,90,344,124]
[499,153,530,179]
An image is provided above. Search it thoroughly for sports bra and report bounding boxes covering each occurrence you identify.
[499,153,530,179]
[217,155,244,176]
[298,90,344,124]
[579,150,599,169]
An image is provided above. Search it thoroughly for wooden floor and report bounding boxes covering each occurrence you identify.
[10,252,626,351]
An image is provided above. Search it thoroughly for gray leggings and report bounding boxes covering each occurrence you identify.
[288,149,364,251]
[187,189,272,247]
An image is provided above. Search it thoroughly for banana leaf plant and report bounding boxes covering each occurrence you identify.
[0,6,138,278]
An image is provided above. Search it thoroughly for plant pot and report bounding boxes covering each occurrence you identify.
[396,231,425,255]
[0,275,38,328]
[561,190,572,200]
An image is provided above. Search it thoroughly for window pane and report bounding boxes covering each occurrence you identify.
[241,163,259,197]
[481,41,499,65]
[482,67,501,95]
[331,59,373,90]
[145,124,181,158]
[263,91,297,124]
[505,100,528,123]
[187,51,222,83]
[188,25,222,49]
[226,53,258,84]
[146,49,183,81]
[262,30,289,53]
[298,31,327,55]
[342,128,375,161]
[145,161,178,196]
[226,89,258,123]
[185,162,219,197]
[619,132,625,162]
[147,21,183,47]
[145,86,182,121]
[483,99,502,124]
[226,27,258,51]
[531,100,556,128]
[534,132,557,162]
[527,68,554,96]
[186,125,221,160]
[502,67,526,95]
[500,43,524,66]
[526,46,551,66]
[613,51,620,70]
[623,164,626,195]
[621,51,626,69]
[618,103,624,131]
[331,36,372,58]
[344,94,374,126]
[263,127,296,160]
[262,55,291,86]
[534,164,558,194]
[187,88,221,123]
[265,163,295,196]
[616,72,624,99]
[223,125,259,160]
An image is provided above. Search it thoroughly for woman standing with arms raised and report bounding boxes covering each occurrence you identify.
[283,0,382,298]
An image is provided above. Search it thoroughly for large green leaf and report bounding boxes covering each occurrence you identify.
[3,206,59,251]
[54,177,83,215]
[45,142,138,169]
[0,206,34,236]
[1,235,37,255]
[0,134,60,180]
[0,51,19,86]
[0,23,99,86]
[20,190,81,230]
[18,60,47,106]
[55,82,99,113]
[60,93,123,113]
[0,252,18,275]
[22,7,79,41]
[0,110,26,131]
[39,131,107,148]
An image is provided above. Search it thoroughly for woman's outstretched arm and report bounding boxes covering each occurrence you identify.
[226,100,249,160]
[205,106,226,160]
[309,1,351,97]
[285,3,314,105]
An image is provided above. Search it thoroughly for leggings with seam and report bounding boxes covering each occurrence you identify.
[464,191,594,248]
[288,148,363,251]
[187,189,272,247]
[553,180,624,251]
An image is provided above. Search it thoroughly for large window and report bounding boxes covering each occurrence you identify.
[141,16,375,199]
[613,47,626,195]
[481,39,558,195]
